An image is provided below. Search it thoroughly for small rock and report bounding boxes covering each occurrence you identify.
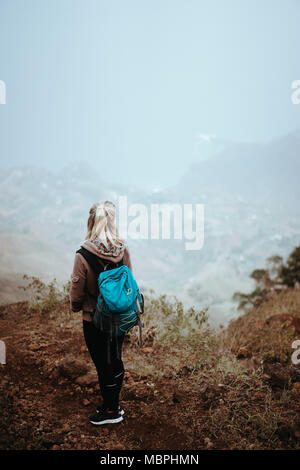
[172,392,180,403]
[204,437,213,449]
[114,443,125,450]
[28,344,40,351]
[42,433,63,449]
[199,383,224,404]
[58,358,89,380]
[236,347,248,359]
[291,382,300,398]
[177,365,191,377]
[263,362,290,390]
[75,372,98,387]
[254,391,265,400]
[62,423,71,433]
[262,373,271,380]
[124,372,134,384]
[142,347,154,354]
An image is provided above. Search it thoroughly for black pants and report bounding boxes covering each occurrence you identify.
[83,320,125,410]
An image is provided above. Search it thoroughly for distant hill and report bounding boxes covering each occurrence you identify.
[0,130,299,324]
[179,129,300,213]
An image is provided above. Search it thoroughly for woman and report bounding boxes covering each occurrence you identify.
[70,201,132,425]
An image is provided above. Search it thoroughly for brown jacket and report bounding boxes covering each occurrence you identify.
[69,241,132,321]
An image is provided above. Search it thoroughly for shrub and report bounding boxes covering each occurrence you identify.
[129,293,217,368]
[19,275,69,313]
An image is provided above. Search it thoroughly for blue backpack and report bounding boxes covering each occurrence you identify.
[77,247,144,347]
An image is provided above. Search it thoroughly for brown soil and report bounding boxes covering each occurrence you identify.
[0,302,207,450]
[1,301,299,450]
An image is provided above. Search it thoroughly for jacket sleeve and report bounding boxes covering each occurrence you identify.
[69,253,87,312]
[123,247,133,272]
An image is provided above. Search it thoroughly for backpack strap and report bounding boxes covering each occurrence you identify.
[76,246,124,276]
[76,247,105,277]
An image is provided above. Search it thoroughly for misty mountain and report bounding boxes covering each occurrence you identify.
[179,129,300,213]
[0,131,299,324]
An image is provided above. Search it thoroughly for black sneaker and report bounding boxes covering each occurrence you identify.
[97,404,124,416]
[89,408,123,425]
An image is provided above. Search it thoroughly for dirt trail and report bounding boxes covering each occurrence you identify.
[2,300,299,450]
[0,302,206,450]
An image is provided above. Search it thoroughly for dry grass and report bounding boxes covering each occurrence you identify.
[2,281,299,449]
[224,289,300,363]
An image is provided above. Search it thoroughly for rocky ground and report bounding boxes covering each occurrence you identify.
[0,301,210,450]
[0,295,300,450]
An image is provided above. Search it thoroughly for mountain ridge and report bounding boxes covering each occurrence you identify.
[0,130,299,323]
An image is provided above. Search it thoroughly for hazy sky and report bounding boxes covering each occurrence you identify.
[0,0,299,188]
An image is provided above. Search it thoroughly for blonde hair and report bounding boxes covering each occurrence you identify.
[86,201,124,250]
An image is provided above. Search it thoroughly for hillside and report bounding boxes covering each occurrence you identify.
[179,129,300,212]
[0,286,299,450]
[0,130,300,324]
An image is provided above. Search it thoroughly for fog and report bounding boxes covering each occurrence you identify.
[0,1,300,324]
[0,0,300,188]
